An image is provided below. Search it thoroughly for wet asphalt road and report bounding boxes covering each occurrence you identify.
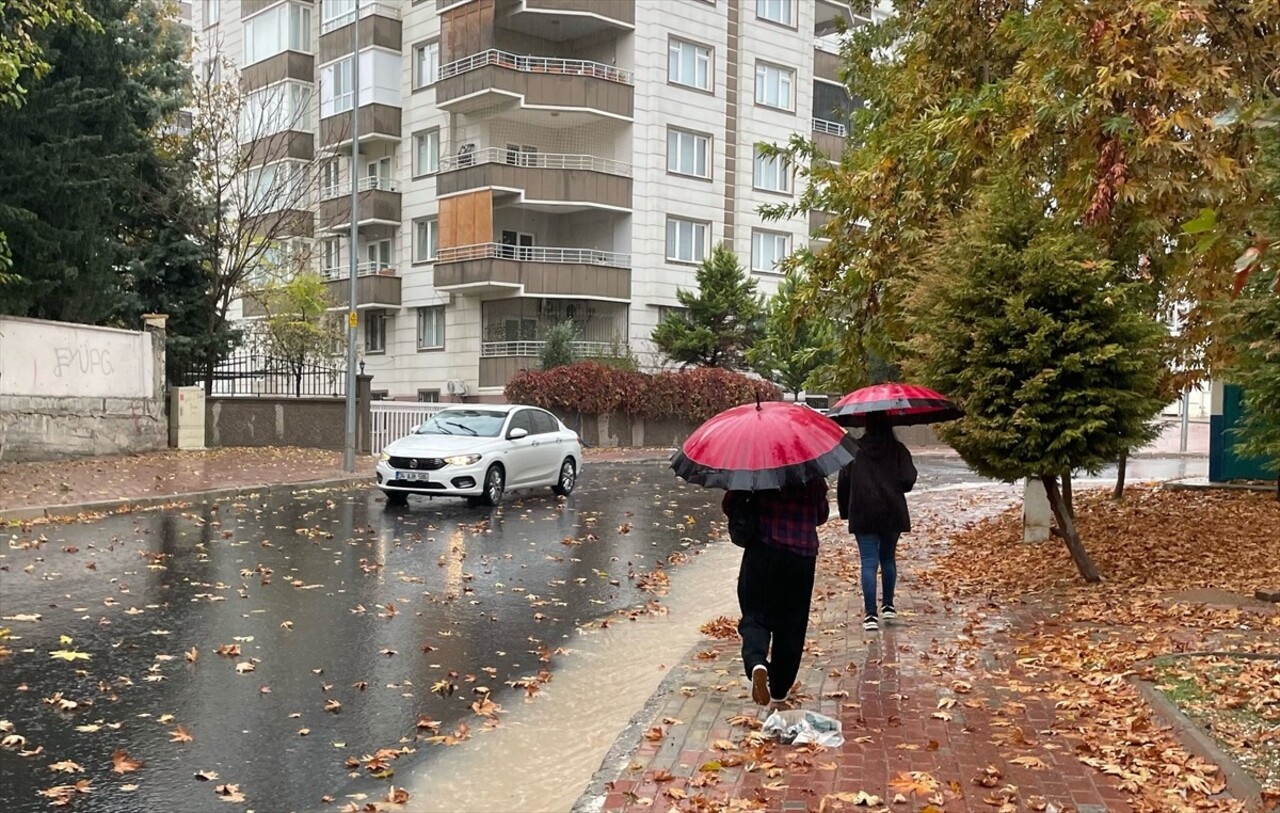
[0,456,1197,812]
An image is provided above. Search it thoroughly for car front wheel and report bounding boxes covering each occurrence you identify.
[481,465,505,507]
[552,458,576,496]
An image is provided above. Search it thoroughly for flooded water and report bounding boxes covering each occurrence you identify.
[0,463,729,813]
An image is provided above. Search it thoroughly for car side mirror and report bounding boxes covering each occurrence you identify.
[507,427,529,440]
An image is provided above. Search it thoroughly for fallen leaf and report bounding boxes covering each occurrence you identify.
[111,750,142,774]
[169,725,193,743]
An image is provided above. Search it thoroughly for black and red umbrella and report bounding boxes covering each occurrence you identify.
[671,401,857,491]
[829,382,963,427]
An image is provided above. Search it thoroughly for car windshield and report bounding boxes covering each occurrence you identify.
[413,410,506,438]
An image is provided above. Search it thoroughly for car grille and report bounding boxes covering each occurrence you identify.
[388,456,446,470]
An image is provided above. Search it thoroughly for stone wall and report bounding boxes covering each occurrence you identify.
[0,316,168,462]
[205,376,373,452]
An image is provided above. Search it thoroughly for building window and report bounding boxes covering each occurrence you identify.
[658,304,689,324]
[665,216,709,264]
[753,146,791,193]
[204,0,220,26]
[414,41,439,89]
[755,62,795,111]
[244,161,309,212]
[417,305,445,350]
[413,129,439,176]
[240,80,311,140]
[329,56,354,114]
[752,230,789,272]
[418,389,441,402]
[414,217,438,262]
[365,310,387,354]
[320,158,340,197]
[321,237,341,276]
[322,0,356,27]
[668,38,711,91]
[244,2,311,66]
[756,0,794,26]
[667,128,710,178]
[365,239,392,272]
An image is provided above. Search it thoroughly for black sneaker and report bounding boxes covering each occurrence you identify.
[750,664,769,706]
[881,605,897,620]
[863,614,879,631]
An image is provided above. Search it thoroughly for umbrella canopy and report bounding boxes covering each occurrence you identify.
[829,382,963,427]
[671,400,857,491]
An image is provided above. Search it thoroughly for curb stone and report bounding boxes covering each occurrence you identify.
[0,475,370,525]
[1131,653,1279,813]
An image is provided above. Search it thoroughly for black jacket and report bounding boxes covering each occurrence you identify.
[837,433,917,536]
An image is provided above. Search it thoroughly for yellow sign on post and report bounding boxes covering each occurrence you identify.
[348,311,358,328]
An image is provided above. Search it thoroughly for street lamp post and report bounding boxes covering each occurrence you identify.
[343,2,362,472]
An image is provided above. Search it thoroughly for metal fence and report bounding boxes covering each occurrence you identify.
[172,353,347,397]
[370,402,447,454]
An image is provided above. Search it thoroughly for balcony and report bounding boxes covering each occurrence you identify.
[319,103,402,151]
[438,148,631,212]
[814,43,842,83]
[319,2,401,62]
[498,0,633,40]
[812,117,846,157]
[318,176,401,235]
[319,261,402,309]
[435,50,633,120]
[434,243,630,300]
[240,51,314,91]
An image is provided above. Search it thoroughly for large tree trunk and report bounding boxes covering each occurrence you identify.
[1113,450,1128,500]
[1041,474,1102,584]
[1062,470,1074,516]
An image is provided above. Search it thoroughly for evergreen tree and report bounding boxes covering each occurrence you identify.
[539,320,577,371]
[652,243,763,370]
[908,180,1167,582]
[0,0,191,325]
[747,272,835,398]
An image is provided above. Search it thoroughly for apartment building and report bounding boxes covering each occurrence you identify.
[194,0,867,401]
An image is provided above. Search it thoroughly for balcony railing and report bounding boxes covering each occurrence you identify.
[435,243,630,268]
[321,260,398,280]
[321,175,399,200]
[320,1,401,34]
[438,147,631,176]
[481,340,620,358]
[812,118,847,137]
[437,49,633,85]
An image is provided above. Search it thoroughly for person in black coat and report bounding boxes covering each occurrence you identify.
[837,411,917,631]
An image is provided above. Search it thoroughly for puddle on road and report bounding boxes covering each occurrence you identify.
[397,539,742,813]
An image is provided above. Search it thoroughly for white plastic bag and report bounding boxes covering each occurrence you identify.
[761,708,844,748]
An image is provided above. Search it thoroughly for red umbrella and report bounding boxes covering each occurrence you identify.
[671,401,857,491]
[829,382,963,427]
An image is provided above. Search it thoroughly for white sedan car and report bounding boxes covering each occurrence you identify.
[375,404,582,507]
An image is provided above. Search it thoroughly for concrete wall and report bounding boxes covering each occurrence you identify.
[0,316,167,462]
[205,376,373,452]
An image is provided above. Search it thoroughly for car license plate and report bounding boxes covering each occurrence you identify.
[399,471,432,482]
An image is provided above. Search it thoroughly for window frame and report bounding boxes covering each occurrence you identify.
[754,61,795,112]
[666,127,712,180]
[416,305,445,351]
[413,217,438,264]
[413,40,440,89]
[203,0,220,27]
[755,0,796,28]
[413,129,439,177]
[665,216,710,264]
[667,37,712,93]
[751,229,790,272]
[752,146,791,193]
[243,2,312,66]
[364,310,387,355]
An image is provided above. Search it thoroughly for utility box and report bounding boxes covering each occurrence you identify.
[169,386,206,450]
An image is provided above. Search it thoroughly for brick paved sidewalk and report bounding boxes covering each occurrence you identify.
[577,487,1134,813]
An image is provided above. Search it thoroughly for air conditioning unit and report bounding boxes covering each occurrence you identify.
[446,378,469,396]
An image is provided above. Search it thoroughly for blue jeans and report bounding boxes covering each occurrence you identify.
[855,532,899,616]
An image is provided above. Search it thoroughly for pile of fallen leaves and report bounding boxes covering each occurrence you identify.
[918,485,1280,812]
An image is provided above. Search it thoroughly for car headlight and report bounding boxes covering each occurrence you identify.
[443,454,482,466]
[379,451,391,463]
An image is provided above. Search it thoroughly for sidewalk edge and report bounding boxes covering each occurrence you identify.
[0,475,369,524]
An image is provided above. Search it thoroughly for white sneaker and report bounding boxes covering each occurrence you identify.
[863,615,879,631]
[881,605,897,620]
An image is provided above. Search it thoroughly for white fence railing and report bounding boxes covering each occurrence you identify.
[321,1,401,34]
[812,118,847,137]
[320,261,398,280]
[481,340,621,358]
[435,243,631,268]
[321,175,399,200]
[437,49,633,85]
[438,147,631,176]
[371,401,447,454]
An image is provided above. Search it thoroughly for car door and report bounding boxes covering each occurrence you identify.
[528,409,565,484]
[502,409,539,487]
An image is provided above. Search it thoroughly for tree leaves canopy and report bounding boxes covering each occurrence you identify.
[651,242,763,370]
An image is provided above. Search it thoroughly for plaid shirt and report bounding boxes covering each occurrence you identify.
[722,478,830,558]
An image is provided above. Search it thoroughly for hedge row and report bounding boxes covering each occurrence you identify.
[504,362,781,425]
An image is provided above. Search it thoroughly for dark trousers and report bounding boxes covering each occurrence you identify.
[737,542,816,702]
